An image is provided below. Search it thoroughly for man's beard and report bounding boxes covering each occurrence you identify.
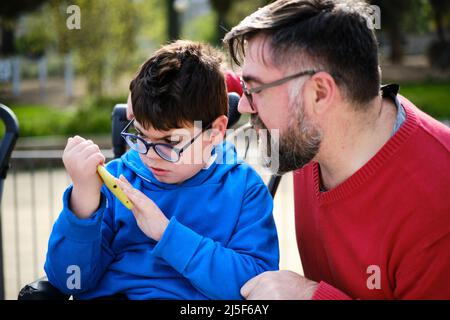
[251,100,322,175]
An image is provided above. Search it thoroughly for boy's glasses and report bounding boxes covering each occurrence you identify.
[240,69,318,111]
[121,120,212,163]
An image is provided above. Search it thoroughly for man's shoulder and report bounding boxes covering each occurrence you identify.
[400,96,450,153]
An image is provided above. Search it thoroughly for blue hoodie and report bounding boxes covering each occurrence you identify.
[44,141,279,300]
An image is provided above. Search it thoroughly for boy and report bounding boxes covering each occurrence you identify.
[44,40,279,300]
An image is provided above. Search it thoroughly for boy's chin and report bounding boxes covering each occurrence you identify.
[150,171,184,184]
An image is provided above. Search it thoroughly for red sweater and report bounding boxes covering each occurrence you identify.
[293,96,450,300]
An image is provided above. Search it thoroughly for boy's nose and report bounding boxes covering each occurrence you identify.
[145,147,160,160]
[238,95,257,115]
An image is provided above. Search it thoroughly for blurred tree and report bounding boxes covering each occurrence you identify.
[428,0,450,69]
[429,0,450,42]
[15,4,55,58]
[210,0,234,45]
[137,0,166,46]
[0,0,48,55]
[168,0,180,41]
[226,0,273,31]
[45,0,139,97]
[371,0,412,63]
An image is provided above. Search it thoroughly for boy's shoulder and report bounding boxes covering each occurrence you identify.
[221,157,269,191]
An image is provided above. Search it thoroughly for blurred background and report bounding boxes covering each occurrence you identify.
[0,0,449,299]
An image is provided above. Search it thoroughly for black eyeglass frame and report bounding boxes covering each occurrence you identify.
[240,69,319,110]
[121,119,212,163]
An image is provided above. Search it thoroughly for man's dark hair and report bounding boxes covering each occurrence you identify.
[224,0,381,106]
[130,40,228,131]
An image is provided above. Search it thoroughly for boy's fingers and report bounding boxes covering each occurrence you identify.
[116,178,132,192]
[116,179,140,201]
[117,176,155,210]
[65,136,84,152]
[86,153,106,170]
[80,144,102,161]
[119,175,132,186]
[70,139,95,156]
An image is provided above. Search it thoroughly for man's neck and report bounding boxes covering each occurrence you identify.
[317,96,398,191]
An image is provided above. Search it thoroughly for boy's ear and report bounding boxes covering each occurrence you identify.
[208,115,228,145]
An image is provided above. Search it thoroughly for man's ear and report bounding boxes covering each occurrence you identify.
[207,115,228,145]
[304,72,337,116]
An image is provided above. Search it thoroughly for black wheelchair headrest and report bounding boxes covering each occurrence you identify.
[0,104,19,179]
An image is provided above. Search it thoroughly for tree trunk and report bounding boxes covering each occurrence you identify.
[0,23,16,56]
[216,10,228,45]
[167,0,180,41]
[210,0,233,45]
[434,10,446,42]
[388,23,404,64]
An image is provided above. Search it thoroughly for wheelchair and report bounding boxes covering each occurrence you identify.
[0,104,20,300]
[17,93,283,300]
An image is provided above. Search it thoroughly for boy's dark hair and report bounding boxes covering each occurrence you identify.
[130,40,228,131]
[224,0,381,106]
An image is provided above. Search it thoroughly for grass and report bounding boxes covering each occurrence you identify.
[11,104,75,137]
[399,82,450,119]
[3,99,121,138]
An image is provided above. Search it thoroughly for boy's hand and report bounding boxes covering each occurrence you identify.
[117,175,169,241]
[63,136,105,218]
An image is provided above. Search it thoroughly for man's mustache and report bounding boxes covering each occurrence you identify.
[250,115,267,131]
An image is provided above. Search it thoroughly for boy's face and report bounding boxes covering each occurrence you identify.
[132,119,224,184]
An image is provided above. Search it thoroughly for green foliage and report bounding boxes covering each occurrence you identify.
[226,0,270,29]
[136,0,166,45]
[11,104,74,137]
[10,95,126,137]
[15,8,54,58]
[184,11,217,44]
[44,0,139,96]
[400,82,450,119]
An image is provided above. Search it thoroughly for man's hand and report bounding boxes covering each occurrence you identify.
[241,270,319,300]
[63,136,105,218]
[117,175,169,241]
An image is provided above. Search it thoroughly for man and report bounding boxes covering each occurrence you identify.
[224,0,450,299]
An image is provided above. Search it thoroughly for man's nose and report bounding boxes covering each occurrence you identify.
[238,95,257,115]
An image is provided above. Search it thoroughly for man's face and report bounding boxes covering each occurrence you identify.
[240,35,322,174]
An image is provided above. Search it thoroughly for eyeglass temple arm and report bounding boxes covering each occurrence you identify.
[248,70,318,94]
[177,123,213,154]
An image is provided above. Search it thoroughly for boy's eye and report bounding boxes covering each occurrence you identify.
[164,138,181,145]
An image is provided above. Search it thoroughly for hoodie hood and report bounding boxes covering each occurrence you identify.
[121,141,242,190]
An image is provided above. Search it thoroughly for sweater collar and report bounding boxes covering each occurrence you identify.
[314,85,420,204]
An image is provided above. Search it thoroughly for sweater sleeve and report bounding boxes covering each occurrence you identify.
[44,185,116,295]
[312,282,352,300]
[152,183,279,300]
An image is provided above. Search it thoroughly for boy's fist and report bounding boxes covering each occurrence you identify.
[63,136,105,193]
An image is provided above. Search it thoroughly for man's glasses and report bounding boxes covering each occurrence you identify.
[121,120,212,163]
[240,69,318,111]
